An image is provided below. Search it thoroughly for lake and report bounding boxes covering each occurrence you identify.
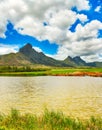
[0,76,102,119]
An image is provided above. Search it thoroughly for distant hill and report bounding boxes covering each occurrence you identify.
[0,52,31,66]
[63,56,87,67]
[0,43,102,67]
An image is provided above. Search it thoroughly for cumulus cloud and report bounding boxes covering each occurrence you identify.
[82,54,102,63]
[33,46,42,53]
[95,6,101,12]
[0,0,102,62]
[15,3,88,43]
[67,20,102,42]
[77,14,88,23]
[52,20,102,62]
[0,0,89,38]
[0,44,18,55]
[49,10,77,30]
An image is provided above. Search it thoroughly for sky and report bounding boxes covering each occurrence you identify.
[0,0,102,62]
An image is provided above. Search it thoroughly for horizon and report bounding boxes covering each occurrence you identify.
[0,0,102,62]
[0,42,101,64]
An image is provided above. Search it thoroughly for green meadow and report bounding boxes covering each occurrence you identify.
[0,66,102,76]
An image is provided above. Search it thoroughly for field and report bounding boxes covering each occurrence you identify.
[0,66,102,76]
[0,109,102,130]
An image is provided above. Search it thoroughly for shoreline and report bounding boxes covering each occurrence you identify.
[0,71,102,77]
[53,71,102,77]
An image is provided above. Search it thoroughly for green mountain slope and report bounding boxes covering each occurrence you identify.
[0,43,102,67]
[19,43,66,66]
[0,53,31,66]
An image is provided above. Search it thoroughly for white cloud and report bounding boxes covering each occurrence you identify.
[67,20,102,42]
[0,0,90,38]
[49,10,77,30]
[33,46,42,53]
[15,16,45,39]
[95,6,101,12]
[74,0,90,10]
[51,46,69,60]
[15,7,88,43]
[82,54,102,63]
[77,14,88,23]
[51,20,102,62]
[0,44,18,55]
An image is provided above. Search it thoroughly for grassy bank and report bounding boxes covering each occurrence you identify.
[0,67,102,77]
[0,109,101,130]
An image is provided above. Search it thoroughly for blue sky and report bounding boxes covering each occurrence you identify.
[0,0,102,62]
[0,22,58,55]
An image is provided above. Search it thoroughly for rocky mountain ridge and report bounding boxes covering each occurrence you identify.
[0,43,102,67]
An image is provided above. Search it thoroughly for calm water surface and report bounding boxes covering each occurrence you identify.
[0,76,102,118]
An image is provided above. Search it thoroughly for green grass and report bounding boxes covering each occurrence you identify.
[0,67,102,76]
[0,109,102,130]
[51,68,102,73]
[0,71,49,76]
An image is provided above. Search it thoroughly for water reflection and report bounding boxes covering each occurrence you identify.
[0,76,102,118]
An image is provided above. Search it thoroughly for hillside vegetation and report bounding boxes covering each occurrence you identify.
[0,43,102,67]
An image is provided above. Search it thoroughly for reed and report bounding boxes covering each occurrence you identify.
[0,109,101,130]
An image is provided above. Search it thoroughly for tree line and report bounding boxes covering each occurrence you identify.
[0,66,50,72]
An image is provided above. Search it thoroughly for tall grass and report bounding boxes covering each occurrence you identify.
[0,109,101,130]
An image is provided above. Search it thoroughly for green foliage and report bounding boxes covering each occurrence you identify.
[0,109,101,130]
[0,67,102,76]
[0,66,51,73]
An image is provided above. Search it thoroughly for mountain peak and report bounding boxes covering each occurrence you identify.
[73,56,85,61]
[73,56,86,66]
[24,43,32,49]
[67,56,73,60]
[19,43,33,54]
[73,56,81,60]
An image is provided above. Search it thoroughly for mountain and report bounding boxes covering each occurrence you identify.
[63,56,77,67]
[0,43,102,67]
[63,56,88,67]
[0,43,66,66]
[0,52,32,66]
[87,62,102,67]
[73,56,87,66]
[19,43,67,66]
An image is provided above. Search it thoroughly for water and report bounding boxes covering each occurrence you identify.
[0,76,102,118]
